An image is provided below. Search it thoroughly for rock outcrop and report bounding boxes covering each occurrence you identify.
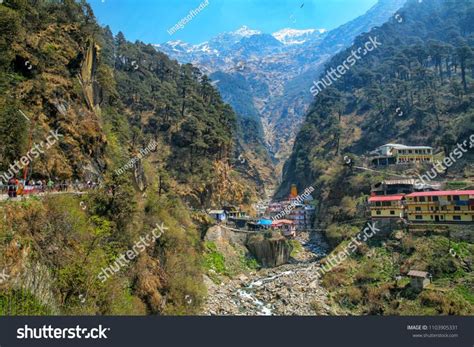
[202,231,335,316]
[246,232,292,268]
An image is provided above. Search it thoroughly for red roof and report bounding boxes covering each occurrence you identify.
[406,190,474,198]
[368,195,405,202]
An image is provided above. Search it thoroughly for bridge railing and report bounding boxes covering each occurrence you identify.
[220,225,261,234]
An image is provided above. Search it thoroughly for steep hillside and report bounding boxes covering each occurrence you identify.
[0,0,259,207]
[279,0,474,205]
[209,71,277,196]
[278,0,474,314]
[157,0,407,180]
[0,0,257,315]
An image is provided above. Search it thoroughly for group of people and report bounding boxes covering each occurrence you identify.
[4,178,55,198]
[1,178,99,198]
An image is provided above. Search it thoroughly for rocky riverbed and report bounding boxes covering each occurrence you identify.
[202,231,338,316]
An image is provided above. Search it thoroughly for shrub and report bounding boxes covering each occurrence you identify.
[203,242,227,275]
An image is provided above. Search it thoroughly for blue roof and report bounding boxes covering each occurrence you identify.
[257,219,272,225]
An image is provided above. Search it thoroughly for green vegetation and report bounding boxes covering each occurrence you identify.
[0,191,207,315]
[203,240,260,284]
[0,289,52,316]
[277,0,474,316]
[203,241,228,275]
[0,0,258,315]
[240,255,260,271]
[0,0,256,206]
[280,0,474,223]
[321,231,473,315]
[289,240,304,257]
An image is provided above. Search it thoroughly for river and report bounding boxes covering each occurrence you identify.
[203,231,336,316]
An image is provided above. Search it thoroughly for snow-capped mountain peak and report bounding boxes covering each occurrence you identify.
[272,28,327,45]
[154,40,193,52]
[233,25,262,37]
[195,42,219,54]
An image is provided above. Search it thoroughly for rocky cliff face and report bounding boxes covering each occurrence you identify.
[246,233,292,268]
[204,226,292,269]
[78,39,101,113]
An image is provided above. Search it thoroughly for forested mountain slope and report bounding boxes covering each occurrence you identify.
[278,0,474,315]
[0,0,258,206]
[0,0,257,315]
[158,0,407,182]
[279,0,474,205]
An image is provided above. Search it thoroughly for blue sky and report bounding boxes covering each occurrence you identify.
[90,0,378,45]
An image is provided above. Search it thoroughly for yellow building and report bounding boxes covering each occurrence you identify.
[368,195,406,219]
[405,190,474,223]
[395,145,433,164]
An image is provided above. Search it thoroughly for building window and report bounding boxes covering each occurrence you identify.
[454,206,461,211]
[453,216,461,221]
[416,207,421,212]
[376,210,381,215]
[390,211,395,215]
[420,197,426,202]
[415,215,422,220]
[453,195,460,201]
[433,196,439,201]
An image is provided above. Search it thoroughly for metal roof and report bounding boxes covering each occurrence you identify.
[379,144,433,150]
[208,210,225,214]
[369,195,405,202]
[258,219,273,225]
[407,190,474,198]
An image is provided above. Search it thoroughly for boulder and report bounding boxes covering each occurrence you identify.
[246,232,292,267]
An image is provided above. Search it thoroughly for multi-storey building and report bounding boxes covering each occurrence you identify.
[405,190,474,223]
[368,195,406,219]
[370,144,433,166]
[288,203,307,230]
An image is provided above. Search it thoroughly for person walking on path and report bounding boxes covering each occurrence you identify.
[7,177,18,198]
[47,179,54,192]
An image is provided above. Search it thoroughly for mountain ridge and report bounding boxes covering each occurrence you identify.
[156,0,407,187]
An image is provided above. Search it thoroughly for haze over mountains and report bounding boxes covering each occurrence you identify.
[156,0,407,188]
